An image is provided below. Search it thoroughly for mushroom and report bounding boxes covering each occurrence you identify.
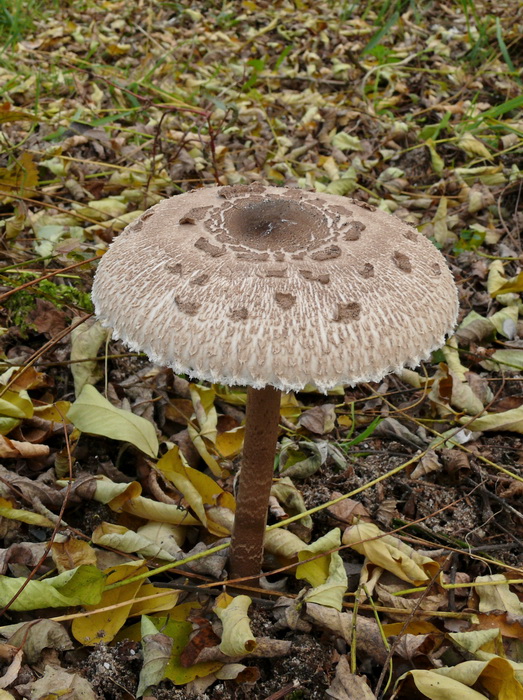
[92,184,458,583]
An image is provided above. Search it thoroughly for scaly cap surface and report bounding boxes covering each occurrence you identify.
[92,184,459,392]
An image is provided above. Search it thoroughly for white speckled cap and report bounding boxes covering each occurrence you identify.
[92,184,458,393]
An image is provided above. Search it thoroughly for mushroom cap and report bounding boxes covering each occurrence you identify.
[92,184,458,393]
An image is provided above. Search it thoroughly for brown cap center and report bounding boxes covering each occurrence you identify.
[222,199,329,252]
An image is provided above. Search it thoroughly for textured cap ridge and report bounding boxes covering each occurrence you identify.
[92,184,459,392]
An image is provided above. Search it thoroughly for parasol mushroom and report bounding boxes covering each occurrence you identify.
[92,184,458,583]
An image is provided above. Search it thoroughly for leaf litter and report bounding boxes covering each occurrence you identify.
[0,0,523,698]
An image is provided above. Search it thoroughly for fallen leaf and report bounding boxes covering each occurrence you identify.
[5,619,73,663]
[51,537,98,572]
[155,444,235,536]
[474,574,523,615]
[305,603,389,665]
[342,521,440,586]
[298,404,337,434]
[326,656,377,699]
[0,497,54,528]
[459,406,523,434]
[70,319,110,396]
[0,436,49,459]
[397,668,488,700]
[0,649,22,691]
[410,450,442,479]
[67,384,159,457]
[72,561,173,645]
[18,665,97,700]
[187,384,223,477]
[214,593,256,657]
[279,440,329,479]
[91,522,179,561]
[136,616,174,697]
[296,529,347,611]
[0,565,104,611]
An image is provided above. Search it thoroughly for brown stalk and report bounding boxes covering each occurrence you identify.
[229,386,281,584]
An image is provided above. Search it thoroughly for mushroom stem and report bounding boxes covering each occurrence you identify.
[229,385,281,583]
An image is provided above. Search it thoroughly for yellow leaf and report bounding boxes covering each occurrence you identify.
[0,496,54,527]
[342,522,440,585]
[458,132,492,160]
[383,621,441,637]
[0,566,104,611]
[426,139,445,174]
[215,426,245,459]
[92,522,179,560]
[129,583,179,617]
[123,496,200,526]
[72,196,127,221]
[187,384,222,477]
[280,393,301,422]
[70,319,111,396]
[433,657,523,699]
[213,384,248,406]
[0,389,34,420]
[155,445,234,536]
[297,529,348,611]
[401,668,488,699]
[296,529,337,587]
[263,528,307,560]
[72,561,148,645]
[491,270,523,296]
[432,196,455,245]
[34,401,71,422]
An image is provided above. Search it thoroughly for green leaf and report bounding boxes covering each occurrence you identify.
[0,566,105,611]
[67,384,159,458]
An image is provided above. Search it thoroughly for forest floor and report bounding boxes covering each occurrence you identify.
[1,1,523,698]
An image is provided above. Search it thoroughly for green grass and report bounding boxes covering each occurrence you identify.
[0,0,65,50]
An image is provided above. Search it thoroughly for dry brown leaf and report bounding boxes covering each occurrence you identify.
[6,620,73,663]
[0,436,50,459]
[474,613,523,641]
[51,538,97,573]
[410,450,442,479]
[326,656,377,699]
[394,633,437,662]
[375,583,447,619]
[193,637,292,665]
[0,649,22,691]
[298,404,337,434]
[305,603,389,665]
[327,493,372,524]
[17,665,97,700]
